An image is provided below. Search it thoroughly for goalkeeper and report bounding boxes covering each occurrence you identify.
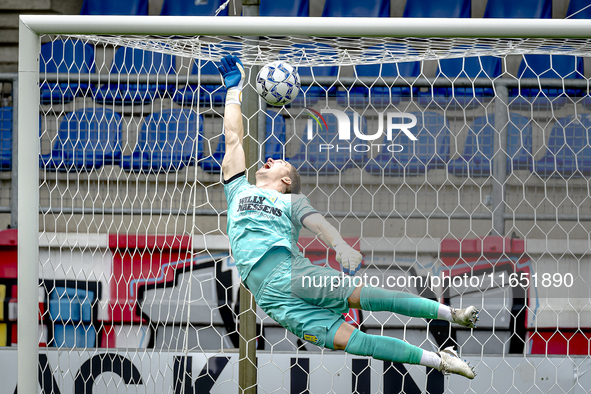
[217,55,478,379]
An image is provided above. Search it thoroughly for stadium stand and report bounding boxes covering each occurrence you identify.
[566,0,591,18]
[260,0,309,16]
[39,40,95,105]
[0,107,12,171]
[510,54,584,111]
[80,0,148,15]
[201,111,285,173]
[366,112,449,176]
[285,43,338,107]
[420,55,502,109]
[40,108,122,171]
[121,109,202,172]
[448,113,532,177]
[338,45,420,108]
[321,0,389,17]
[289,111,367,176]
[507,114,534,172]
[403,0,470,18]
[534,114,591,177]
[94,47,175,105]
[482,0,552,18]
[160,0,228,16]
[173,60,225,106]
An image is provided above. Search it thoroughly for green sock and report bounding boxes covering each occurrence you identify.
[359,286,440,319]
[344,329,423,365]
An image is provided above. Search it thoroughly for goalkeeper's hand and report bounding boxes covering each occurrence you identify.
[217,55,245,105]
[333,241,363,275]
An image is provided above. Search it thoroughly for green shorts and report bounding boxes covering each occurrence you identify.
[250,249,357,349]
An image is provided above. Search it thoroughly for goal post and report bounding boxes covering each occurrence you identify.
[16,14,591,394]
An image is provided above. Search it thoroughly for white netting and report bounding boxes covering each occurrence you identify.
[13,31,591,393]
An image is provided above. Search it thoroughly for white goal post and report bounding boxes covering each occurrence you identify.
[17,15,591,394]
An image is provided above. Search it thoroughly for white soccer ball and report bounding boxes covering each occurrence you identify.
[256,61,300,106]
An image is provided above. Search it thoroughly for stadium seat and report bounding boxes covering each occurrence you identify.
[173,60,226,106]
[535,114,591,177]
[39,108,122,171]
[80,0,148,15]
[201,111,285,173]
[40,40,95,105]
[281,43,338,107]
[365,112,450,176]
[510,55,584,111]
[448,113,532,177]
[322,0,389,17]
[0,107,12,171]
[566,0,591,18]
[419,55,502,109]
[53,324,96,348]
[483,0,551,18]
[122,109,202,172]
[507,114,534,172]
[160,0,228,16]
[49,287,95,323]
[94,46,175,105]
[260,0,308,16]
[403,0,470,18]
[338,45,420,108]
[289,111,367,175]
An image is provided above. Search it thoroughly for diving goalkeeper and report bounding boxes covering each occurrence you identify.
[218,55,478,379]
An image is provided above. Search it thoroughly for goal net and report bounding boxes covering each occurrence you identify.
[9,16,591,393]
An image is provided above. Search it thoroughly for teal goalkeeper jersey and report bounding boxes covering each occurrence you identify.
[223,172,318,280]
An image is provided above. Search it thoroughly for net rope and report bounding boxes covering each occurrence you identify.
[24,32,591,392]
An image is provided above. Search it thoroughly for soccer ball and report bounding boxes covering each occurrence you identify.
[256,61,300,106]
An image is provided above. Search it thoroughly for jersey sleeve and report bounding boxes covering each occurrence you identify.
[223,171,250,204]
[291,193,318,227]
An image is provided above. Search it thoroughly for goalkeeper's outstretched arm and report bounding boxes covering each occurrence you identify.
[218,55,246,181]
[302,213,363,275]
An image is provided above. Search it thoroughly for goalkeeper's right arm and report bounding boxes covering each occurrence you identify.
[218,55,246,181]
[302,213,363,275]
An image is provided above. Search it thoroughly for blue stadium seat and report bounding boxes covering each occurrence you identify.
[365,112,449,176]
[448,113,532,177]
[160,0,228,16]
[338,45,420,108]
[53,325,96,348]
[507,114,534,172]
[49,287,95,323]
[94,47,175,105]
[535,114,591,177]
[264,112,288,160]
[201,111,285,173]
[260,0,308,16]
[403,0,470,17]
[122,109,202,172]
[483,0,551,18]
[40,108,122,171]
[284,43,338,107]
[80,0,148,15]
[419,55,502,109]
[566,0,591,18]
[289,111,367,175]
[0,107,12,171]
[510,55,584,111]
[322,0,389,17]
[173,60,226,106]
[40,40,95,105]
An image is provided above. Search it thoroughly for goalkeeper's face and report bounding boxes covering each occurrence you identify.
[256,157,293,193]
